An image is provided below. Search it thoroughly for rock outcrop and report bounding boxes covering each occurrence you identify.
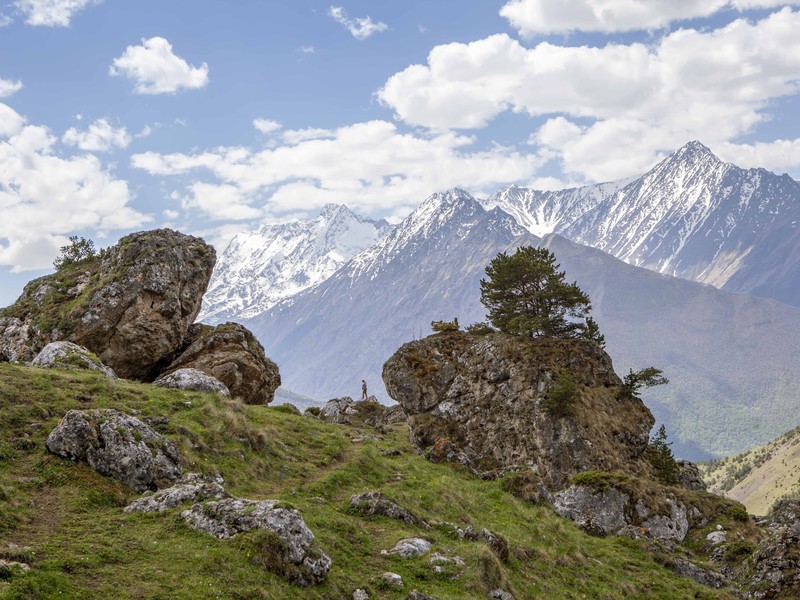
[320,396,407,428]
[46,409,182,492]
[124,473,228,513]
[383,332,654,488]
[742,499,800,598]
[181,498,331,585]
[350,491,420,525]
[164,323,280,404]
[676,459,707,491]
[0,229,215,380]
[30,341,116,378]
[153,368,230,396]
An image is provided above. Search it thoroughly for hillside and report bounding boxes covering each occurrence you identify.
[0,362,743,599]
[700,428,800,516]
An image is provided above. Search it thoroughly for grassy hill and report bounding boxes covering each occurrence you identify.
[0,362,744,599]
[700,427,800,516]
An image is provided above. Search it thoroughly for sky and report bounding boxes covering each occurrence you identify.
[2,0,800,307]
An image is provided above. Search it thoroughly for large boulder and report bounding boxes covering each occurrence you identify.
[164,323,280,405]
[742,499,800,598]
[46,409,183,492]
[320,396,407,428]
[383,332,654,489]
[181,498,331,585]
[124,473,228,513]
[30,341,116,378]
[0,229,215,380]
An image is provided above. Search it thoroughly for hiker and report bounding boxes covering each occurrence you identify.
[361,379,368,400]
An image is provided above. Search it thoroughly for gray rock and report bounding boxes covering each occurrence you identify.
[352,590,369,600]
[741,499,800,598]
[30,341,116,378]
[407,591,437,600]
[153,368,230,396]
[554,485,629,536]
[124,473,227,513]
[350,491,418,525]
[181,497,331,585]
[641,499,688,541]
[46,409,182,492]
[320,396,360,423]
[705,530,726,545]
[0,559,30,573]
[676,459,707,491]
[668,558,726,589]
[488,590,514,600]
[380,572,403,588]
[381,538,431,558]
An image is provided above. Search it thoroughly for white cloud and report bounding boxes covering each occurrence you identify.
[298,46,316,54]
[134,124,153,139]
[62,117,131,152]
[0,13,12,27]
[14,0,100,27]
[328,5,388,40]
[0,102,149,271]
[281,127,335,145]
[717,138,800,172]
[0,78,23,98]
[253,118,282,135]
[499,0,800,35]
[379,9,800,180]
[131,119,543,222]
[109,37,209,95]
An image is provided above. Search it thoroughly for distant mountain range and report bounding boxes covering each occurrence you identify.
[199,204,391,323]
[201,142,800,460]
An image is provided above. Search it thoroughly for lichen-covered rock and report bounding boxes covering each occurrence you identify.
[742,499,800,598]
[320,396,359,423]
[320,396,407,428]
[181,498,331,585]
[153,368,230,396]
[677,460,707,491]
[30,341,116,377]
[165,323,280,405]
[383,332,654,488]
[350,491,419,525]
[124,473,227,513]
[381,538,431,558]
[554,484,689,541]
[380,572,403,588]
[0,229,215,380]
[46,409,182,492]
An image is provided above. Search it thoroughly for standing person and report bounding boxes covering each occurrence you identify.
[361,379,368,400]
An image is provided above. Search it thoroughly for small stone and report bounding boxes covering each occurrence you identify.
[406,590,437,600]
[706,531,726,545]
[0,559,30,572]
[350,491,417,525]
[352,590,369,600]
[153,368,230,396]
[488,590,514,600]
[381,572,403,588]
[381,538,431,558]
[30,341,116,378]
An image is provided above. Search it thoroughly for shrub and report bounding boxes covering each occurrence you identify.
[646,425,679,485]
[431,318,459,332]
[53,236,96,270]
[571,470,630,492]
[543,367,578,418]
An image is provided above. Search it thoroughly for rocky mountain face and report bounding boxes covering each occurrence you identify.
[0,228,281,404]
[383,333,653,488]
[491,141,800,307]
[246,192,800,459]
[199,204,391,324]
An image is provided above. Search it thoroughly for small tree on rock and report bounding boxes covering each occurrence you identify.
[646,425,679,485]
[621,367,669,399]
[53,236,96,270]
[479,246,599,341]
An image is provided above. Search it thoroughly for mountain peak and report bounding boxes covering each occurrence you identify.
[318,203,350,220]
[668,140,721,165]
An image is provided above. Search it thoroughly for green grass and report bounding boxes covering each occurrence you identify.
[0,363,740,599]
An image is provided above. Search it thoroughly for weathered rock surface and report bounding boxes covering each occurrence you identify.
[0,229,215,380]
[165,323,280,404]
[554,484,692,541]
[380,572,404,588]
[124,473,227,513]
[742,499,800,598]
[46,409,182,492]
[350,491,419,525]
[383,332,654,488]
[320,396,407,428]
[381,538,431,558]
[181,498,331,585]
[30,341,116,378]
[153,368,230,396]
[677,460,707,491]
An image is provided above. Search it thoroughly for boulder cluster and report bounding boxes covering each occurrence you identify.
[0,229,280,404]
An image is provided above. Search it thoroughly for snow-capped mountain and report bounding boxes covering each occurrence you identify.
[492,141,800,306]
[198,204,392,324]
[245,190,800,460]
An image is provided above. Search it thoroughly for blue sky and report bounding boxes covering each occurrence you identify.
[2,0,800,306]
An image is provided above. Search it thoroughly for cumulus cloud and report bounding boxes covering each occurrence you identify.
[131,119,543,222]
[499,0,800,35]
[328,5,388,40]
[253,118,282,134]
[379,8,800,180]
[14,0,100,27]
[0,78,22,98]
[0,102,149,271]
[109,37,209,95]
[62,117,131,152]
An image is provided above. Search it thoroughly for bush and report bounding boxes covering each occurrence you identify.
[571,470,630,492]
[431,318,460,332]
[726,503,749,522]
[646,425,679,485]
[465,322,495,335]
[543,367,578,418]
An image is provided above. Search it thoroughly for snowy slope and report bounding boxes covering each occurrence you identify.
[198,204,391,324]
